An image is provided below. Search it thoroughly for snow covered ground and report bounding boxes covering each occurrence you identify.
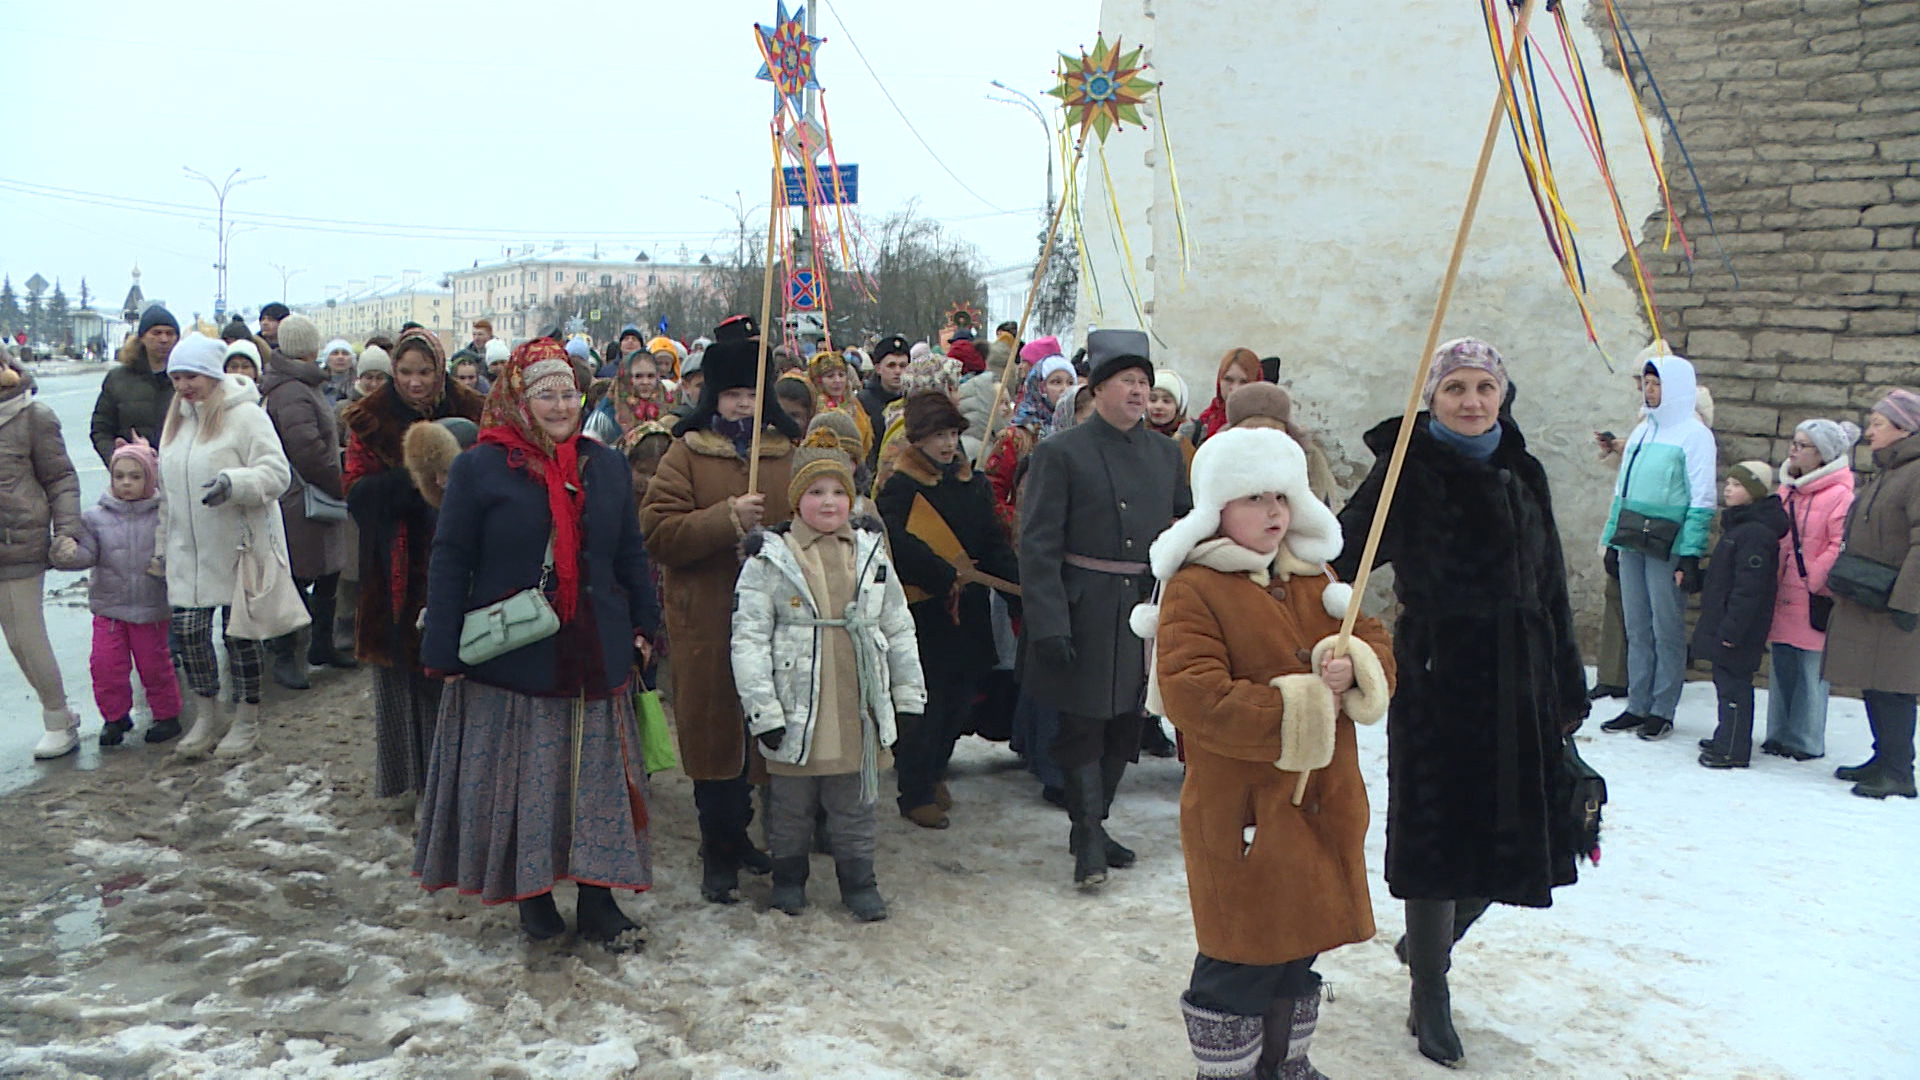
[1,672,1915,1078]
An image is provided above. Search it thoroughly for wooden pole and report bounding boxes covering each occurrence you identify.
[1293,0,1540,807]
[747,132,784,495]
[972,145,1082,472]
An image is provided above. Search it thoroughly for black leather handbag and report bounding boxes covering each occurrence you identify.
[1609,510,1681,560]
[1828,549,1899,612]
[1562,740,1607,865]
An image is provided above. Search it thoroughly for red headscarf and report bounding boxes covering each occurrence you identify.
[477,339,589,623]
[1193,347,1263,441]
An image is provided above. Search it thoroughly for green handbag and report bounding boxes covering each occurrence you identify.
[635,689,678,774]
[457,539,560,666]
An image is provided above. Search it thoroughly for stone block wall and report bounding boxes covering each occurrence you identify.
[1612,0,1920,465]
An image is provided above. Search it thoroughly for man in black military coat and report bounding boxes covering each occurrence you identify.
[1019,329,1192,887]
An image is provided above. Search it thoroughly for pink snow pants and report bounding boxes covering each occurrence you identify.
[90,616,181,724]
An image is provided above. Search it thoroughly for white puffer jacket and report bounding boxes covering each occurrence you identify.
[158,375,293,611]
[730,518,926,767]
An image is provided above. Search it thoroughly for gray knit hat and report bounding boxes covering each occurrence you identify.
[276,314,321,361]
[356,344,392,377]
[1795,418,1862,465]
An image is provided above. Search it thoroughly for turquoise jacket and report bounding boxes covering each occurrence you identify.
[1604,354,1719,559]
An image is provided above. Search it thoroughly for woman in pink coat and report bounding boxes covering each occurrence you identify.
[1763,418,1858,761]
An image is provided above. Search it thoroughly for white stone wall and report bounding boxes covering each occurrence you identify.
[1087,0,1669,621]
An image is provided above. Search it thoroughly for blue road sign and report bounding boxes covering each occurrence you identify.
[782,164,858,207]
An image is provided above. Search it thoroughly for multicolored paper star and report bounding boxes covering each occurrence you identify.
[755,1,821,118]
[1048,35,1157,144]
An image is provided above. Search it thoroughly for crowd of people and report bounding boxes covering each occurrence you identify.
[3,301,1915,1077]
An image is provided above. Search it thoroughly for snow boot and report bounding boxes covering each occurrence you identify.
[1393,897,1490,965]
[1142,716,1177,758]
[736,835,773,876]
[770,856,810,916]
[269,633,310,691]
[1099,752,1138,869]
[1179,992,1263,1079]
[699,844,741,904]
[1259,979,1329,1080]
[836,859,888,922]
[214,701,261,758]
[1063,762,1110,888]
[1835,757,1881,783]
[32,706,81,760]
[1405,899,1466,1068]
[173,696,229,760]
[933,780,954,811]
[143,715,182,744]
[98,715,133,748]
[1851,771,1918,799]
[307,631,357,670]
[1587,683,1627,701]
[1599,710,1646,733]
[1635,716,1674,741]
[577,884,643,947]
[1699,750,1748,770]
[518,891,565,941]
[902,802,949,829]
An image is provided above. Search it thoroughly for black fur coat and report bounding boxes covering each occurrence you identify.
[1332,414,1589,908]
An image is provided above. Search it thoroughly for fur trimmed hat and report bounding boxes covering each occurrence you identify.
[904,389,969,443]
[1129,426,1348,643]
[671,338,803,441]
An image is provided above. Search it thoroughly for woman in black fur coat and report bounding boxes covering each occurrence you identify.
[1331,341,1589,1069]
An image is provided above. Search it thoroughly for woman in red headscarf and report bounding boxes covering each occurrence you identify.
[343,327,485,800]
[1187,347,1264,448]
[414,338,660,946]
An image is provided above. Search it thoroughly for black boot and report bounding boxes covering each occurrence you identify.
[770,856,810,915]
[1062,762,1109,888]
[518,891,565,941]
[1599,710,1646,733]
[1404,899,1466,1068]
[576,884,643,947]
[1098,753,1137,869]
[699,843,741,904]
[1141,716,1177,758]
[736,837,773,875]
[269,633,310,690]
[1835,758,1881,783]
[1259,975,1328,1080]
[1394,897,1490,965]
[836,859,888,922]
[1851,772,1918,799]
[98,716,132,747]
[1587,683,1627,701]
[143,716,182,744]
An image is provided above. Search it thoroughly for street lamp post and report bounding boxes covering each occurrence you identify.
[183,166,262,321]
[989,80,1054,211]
[268,263,304,304]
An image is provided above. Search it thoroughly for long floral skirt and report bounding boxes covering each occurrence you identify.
[412,680,652,903]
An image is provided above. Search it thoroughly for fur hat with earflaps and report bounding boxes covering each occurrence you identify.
[1129,426,1348,642]
[671,336,804,442]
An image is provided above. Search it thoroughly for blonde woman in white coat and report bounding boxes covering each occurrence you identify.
[157,334,293,759]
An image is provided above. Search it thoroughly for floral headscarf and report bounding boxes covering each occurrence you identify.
[606,350,668,434]
[390,326,450,415]
[478,338,589,622]
[808,351,852,407]
[1009,366,1058,431]
[1048,385,1088,437]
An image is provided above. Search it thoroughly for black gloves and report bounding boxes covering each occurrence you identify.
[1677,556,1702,594]
[757,728,786,752]
[200,474,233,507]
[1604,548,1619,580]
[1034,636,1076,668]
[1893,610,1918,633]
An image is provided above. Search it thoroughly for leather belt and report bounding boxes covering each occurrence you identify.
[1063,552,1149,576]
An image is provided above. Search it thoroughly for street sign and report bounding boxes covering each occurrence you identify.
[781,164,858,206]
[787,269,822,311]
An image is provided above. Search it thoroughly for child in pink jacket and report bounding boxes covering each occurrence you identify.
[73,438,182,746]
[1764,419,1858,761]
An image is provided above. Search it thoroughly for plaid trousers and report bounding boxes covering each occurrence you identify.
[171,607,264,704]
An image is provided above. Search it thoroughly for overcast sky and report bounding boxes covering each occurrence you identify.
[1,0,1096,321]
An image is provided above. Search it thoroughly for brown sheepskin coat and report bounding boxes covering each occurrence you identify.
[1157,547,1396,967]
[640,427,795,781]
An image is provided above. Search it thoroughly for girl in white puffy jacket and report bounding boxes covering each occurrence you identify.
[731,441,924,921]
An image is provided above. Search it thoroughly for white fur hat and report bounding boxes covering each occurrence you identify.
[1151,426,1343,578]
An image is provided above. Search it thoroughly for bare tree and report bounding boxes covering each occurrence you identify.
[825,207,988,346]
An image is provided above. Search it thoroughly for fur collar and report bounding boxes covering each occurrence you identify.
[892,444,972,487]
[1183,539,1327,588]
[1782,455,1851,493]
[344,379,484,468]
[684,427,795,461]
[0,389,32,431]
[740,513,882,558]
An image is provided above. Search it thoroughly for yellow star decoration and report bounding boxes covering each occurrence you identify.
[1047,35,1157,145]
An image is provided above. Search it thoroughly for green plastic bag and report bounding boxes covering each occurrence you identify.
[636,689,679,775]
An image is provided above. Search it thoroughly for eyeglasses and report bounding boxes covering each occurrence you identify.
[1790,439,1816,451]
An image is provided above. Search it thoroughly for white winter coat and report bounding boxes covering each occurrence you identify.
[158,375,294,611]
[730,519,926,768]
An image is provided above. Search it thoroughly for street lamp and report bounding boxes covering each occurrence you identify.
[183,166,263,321]
[989,80,1054,211]
[268,263,305,304]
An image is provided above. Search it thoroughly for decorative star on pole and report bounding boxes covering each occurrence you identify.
[755,0,822,119]
[1048,35,1157,145]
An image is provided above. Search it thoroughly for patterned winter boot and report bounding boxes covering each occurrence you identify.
[1259,982,1329,1080]
[1180,993,1263,1079]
